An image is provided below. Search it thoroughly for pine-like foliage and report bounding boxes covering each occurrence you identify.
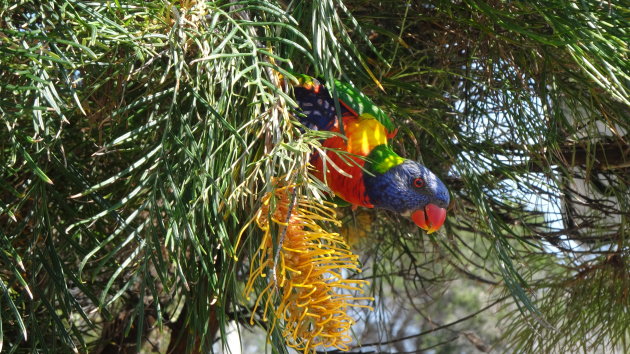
[0,0,628,353]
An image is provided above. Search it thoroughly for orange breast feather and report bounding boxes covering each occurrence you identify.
[312,114,388,207]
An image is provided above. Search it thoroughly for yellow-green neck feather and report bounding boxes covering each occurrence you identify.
[366,145,405,174]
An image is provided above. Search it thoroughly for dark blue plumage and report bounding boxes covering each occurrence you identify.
[364,160,450,214]
[293,83,351,132]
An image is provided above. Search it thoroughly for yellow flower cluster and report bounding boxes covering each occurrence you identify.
[244,185,372,353]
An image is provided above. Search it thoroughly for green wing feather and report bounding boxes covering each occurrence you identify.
[333,79,396,134]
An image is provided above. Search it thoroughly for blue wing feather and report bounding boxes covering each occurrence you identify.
[293,78,352,132]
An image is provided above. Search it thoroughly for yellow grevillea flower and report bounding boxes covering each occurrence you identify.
[244,185,373,353]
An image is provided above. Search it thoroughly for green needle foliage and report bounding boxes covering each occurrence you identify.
[0,0,628,353]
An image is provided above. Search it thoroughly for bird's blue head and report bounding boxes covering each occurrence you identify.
[364,145,450,233]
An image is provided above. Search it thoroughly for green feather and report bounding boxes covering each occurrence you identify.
[365,144,405,175]
[281,67,318,88]
[293,73,319,87]
[333,79,396,133]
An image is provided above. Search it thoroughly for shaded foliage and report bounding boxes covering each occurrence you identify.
[0,0,628,353]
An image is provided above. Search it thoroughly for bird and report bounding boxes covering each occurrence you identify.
[290,73,450,234]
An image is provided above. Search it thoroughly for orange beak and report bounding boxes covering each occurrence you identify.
[412,204,447,234]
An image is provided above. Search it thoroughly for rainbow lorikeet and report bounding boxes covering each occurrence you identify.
[292,74,449,233]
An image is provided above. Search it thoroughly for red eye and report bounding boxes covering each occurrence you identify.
[413,177,425,188]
